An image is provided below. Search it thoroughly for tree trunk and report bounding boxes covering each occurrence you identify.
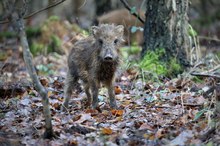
[95,0,112,16]
[2,0,54,139]
[142,0,190,67]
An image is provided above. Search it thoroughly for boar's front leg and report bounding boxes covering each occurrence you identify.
[106,81,117,109]
[91,80,99,109]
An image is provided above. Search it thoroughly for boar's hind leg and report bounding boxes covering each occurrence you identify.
[106,82,117,109]
[62,70,78,110]
[83,81,92,107]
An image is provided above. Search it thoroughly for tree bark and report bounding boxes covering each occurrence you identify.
[19,23,54,138]
[142,0,190,67]
[2,0,54,138]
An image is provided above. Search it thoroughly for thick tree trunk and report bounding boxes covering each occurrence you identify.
[142,0,190,67]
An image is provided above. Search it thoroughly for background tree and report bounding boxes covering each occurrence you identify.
[94,0,112,16]
[141,0,191,68]
[0,0,58,138]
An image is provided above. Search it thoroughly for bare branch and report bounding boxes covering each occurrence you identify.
[24,0,66,19]
[0,0,66,24]
[119,0,145,24]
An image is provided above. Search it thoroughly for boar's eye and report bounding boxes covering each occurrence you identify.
[98,39,103,45]
[114,39,118,45]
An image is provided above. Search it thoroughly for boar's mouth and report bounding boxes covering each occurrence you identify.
[98,56,119,64]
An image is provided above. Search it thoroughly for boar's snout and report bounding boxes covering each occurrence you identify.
[104,54,113,61]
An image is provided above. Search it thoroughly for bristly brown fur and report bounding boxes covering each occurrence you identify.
[62,24,124,110]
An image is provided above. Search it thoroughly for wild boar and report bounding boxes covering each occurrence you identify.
[62,24,124,110]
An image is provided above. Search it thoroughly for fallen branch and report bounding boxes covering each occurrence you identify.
[119,0,145,24]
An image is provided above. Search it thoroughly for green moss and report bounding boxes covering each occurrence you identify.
[47,15,60,22]
[48,35,62,53]
[167,58,182,75]
[0,26,41,39]
[139,48,182,76]
[139,48,166,75]
[30,42,45,56]
[26,27,41,38]
[0,31,17,38]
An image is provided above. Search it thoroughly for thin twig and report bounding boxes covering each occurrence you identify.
[182,103,203,106]
[119,0,145,24]
[205,64,220,73]
[0,0,66,24]
[191,72,220,79]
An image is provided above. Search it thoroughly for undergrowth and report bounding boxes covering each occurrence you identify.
[121,47,182,81]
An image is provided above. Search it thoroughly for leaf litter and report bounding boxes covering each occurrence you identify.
[1,67,217,145]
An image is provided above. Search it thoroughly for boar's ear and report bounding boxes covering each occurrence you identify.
[115,25,124,35]
[91,26,100,37]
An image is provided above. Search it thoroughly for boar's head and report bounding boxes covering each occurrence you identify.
[91,24,124,62]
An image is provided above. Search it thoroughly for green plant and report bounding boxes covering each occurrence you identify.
[48,34,62,53]
[139,48,182,76]
[139,48,167,75]
[167,58,182,75]
[30,42,45,56]
[36,63,55,75]
[26,27,41,37]
[188,24,197,37]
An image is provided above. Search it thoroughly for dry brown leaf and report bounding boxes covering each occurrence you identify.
[115,86,122,94]
[101,127,113,135]
[74,113,92,124]
[111,109,124,116]
[139,123,154,131]
[40,77,49,87]
[52,102,60,110]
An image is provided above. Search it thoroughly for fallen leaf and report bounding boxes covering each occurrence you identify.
[115,86,122,94]
[101,127,113,135]
[20,98,31,106]
[139,123,154,131]
[170,130,193,145]
[47,91,53,97]
[40,77,49,87]
[75,113,93,124]
[111,109,123,116]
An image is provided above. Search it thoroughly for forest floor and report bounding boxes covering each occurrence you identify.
[0,22,220,146]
